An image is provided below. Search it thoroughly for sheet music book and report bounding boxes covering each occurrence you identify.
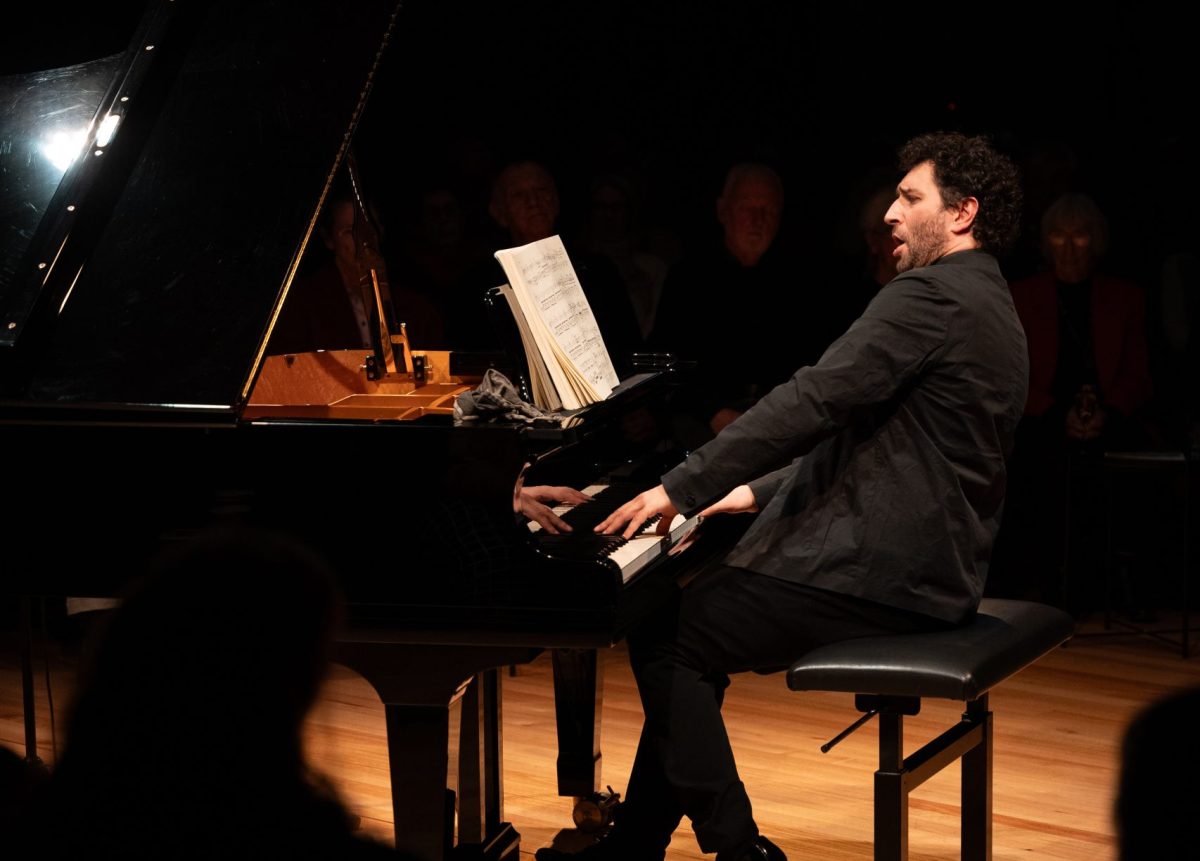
[495,283,561,411]
[494,236,620,411]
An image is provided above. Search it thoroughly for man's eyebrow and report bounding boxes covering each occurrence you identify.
[896,184,919,198]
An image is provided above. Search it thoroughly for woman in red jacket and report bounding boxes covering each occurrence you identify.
[996,193,1155,610]
[1009,193,1152,443]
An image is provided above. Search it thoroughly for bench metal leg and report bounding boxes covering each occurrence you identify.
[870,696,991,861]
[961,696,992,861]
[874,711,907,861]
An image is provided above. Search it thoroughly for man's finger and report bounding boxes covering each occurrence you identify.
[596,501,635,534]
[531,485,591,504]
[622,512,648,540]
[531,504,572,534]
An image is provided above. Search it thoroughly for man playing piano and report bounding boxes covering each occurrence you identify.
[538,133,1027,861]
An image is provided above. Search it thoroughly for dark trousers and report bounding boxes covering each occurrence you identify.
[616,565,948,857]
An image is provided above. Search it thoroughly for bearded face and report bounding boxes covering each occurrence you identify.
[884,162,956,275]
[894,209,948,273]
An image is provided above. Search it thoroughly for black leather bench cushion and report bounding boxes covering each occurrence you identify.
[786,599,1074,701]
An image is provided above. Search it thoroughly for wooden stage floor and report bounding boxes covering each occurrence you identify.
[3,613,1196,860]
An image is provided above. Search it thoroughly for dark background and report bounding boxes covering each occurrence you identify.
[356,0,1194,284]
[4,0,1191,279]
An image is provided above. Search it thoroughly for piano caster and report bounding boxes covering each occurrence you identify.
[572,786,621,833]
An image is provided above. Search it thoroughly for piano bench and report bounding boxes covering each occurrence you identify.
[786,598,1074,861]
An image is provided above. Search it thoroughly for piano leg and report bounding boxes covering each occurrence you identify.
[334,642,538,861]
[455,669,519,860]
[481,669,506,840]
[458,676,486,845]
[551,648,605,798]
[383,699,459,858]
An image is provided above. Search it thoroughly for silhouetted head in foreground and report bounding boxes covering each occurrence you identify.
[1116,686,1200,861]
[42,528,395,858]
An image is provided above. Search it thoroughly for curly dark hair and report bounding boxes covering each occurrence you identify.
[897,132,1022,256]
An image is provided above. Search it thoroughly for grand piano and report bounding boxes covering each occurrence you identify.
[1,3,741,858]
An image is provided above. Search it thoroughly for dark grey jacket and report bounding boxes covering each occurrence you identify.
[661,250,1028,623]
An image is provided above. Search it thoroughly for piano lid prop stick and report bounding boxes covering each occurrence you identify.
[391,322,417,385]
[370,268,398,375]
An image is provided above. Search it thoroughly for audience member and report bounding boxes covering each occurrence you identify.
[577,172,670,340]
[441,133,504,248]
[993,193,1154,609]
[33,529,402,859]
[1009,139,1080,280]
[1010,193,1153,447]
[453,161,643,375]
[859,187,899,295]
[269,192,444,355]
[651,163,819,449]
[389,184,491,349]
[833,185,900,331]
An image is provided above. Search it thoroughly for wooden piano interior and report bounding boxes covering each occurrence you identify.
[244,349,479,421]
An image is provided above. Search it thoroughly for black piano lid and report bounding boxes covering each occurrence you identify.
[0,0,401,415]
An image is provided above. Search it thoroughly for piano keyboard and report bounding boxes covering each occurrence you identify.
[527,484,698,583]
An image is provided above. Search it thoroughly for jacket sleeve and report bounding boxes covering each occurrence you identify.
[662,273,953,516]
[746,459,799,510]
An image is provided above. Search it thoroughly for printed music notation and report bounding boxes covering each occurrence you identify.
[496,236,619,409]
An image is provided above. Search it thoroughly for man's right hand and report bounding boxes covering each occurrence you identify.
[595,485,678,540]
[668,484,758,556]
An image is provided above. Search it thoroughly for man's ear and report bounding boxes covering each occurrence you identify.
[951,196,979,236]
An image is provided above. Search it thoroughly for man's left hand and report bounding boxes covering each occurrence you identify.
[515,482,592,534]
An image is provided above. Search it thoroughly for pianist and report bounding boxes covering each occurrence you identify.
[540,133,1027,861]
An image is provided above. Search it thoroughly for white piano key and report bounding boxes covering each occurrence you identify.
[607,513,695,583]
